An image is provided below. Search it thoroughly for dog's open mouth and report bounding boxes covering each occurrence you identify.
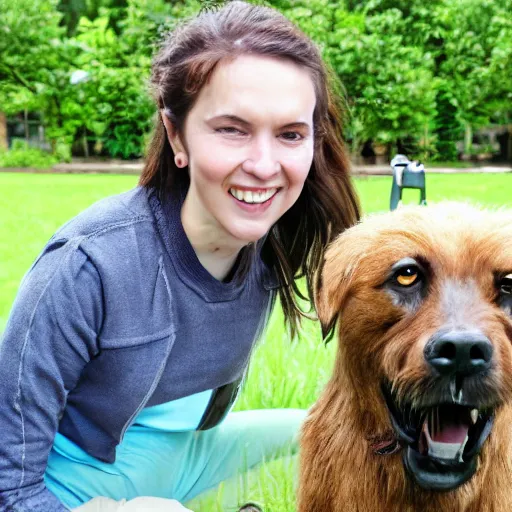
[382,383,495,491]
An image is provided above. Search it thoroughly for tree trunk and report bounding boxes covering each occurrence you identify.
[464,122,473,155]
[508,124,512,162]
[82,130,89,158]
[0,112,7,150]
[24,108,30,144]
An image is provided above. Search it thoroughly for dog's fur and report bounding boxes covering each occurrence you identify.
[299,203,512,512]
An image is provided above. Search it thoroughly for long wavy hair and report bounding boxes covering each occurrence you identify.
[140,0,361,336]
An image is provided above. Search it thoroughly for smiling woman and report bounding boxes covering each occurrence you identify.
[142,2,361,322]
[0,2,360,512]
[162,54,316,277]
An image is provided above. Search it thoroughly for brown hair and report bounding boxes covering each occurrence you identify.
[140,0,361,336]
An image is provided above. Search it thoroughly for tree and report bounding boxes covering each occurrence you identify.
[0,0,69,110]
[2,0,510,161]
[0,0,85,152]
[327,8,437,154]
[436,0,512,154]
[60,0,203,158]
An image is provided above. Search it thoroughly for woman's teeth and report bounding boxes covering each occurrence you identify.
[229,188,277,204]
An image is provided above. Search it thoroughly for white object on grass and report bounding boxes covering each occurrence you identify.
[72,496,194,512]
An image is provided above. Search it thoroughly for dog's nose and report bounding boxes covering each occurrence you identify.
[424,330,493,376]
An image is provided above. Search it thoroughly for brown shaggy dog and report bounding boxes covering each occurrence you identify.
[299,203,512,512]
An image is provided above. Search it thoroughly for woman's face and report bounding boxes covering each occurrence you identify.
[172,54,316,245]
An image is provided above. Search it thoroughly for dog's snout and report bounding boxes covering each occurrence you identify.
[424,330,493,376]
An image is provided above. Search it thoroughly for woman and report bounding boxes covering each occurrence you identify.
[0,2,360,511]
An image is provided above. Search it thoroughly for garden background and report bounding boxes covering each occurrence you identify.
[1,0,511,164]
[0,0,511,511]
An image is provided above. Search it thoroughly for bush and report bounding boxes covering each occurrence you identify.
[54,139,72,163]
[0,140,58,169]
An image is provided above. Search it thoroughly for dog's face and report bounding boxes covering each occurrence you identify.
[317,203,512,492]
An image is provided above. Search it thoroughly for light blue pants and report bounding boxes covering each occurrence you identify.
[45,409,306,509]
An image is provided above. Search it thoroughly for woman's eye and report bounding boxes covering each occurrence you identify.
[216,127,245,136]
[395,266,421,287]
[500,273,512,295]
[280,131,303,142]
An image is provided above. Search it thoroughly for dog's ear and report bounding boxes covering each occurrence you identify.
[316,225,372,342]
[315,251,359,343]
[316,271,338,342]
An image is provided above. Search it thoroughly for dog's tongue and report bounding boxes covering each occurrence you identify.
[431,423,468,443]
[421,406,471,461]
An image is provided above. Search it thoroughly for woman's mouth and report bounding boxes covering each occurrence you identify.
[228,187,278,204]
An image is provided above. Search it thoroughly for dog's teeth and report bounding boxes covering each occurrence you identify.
[458,434,470,462]
[450,380,463,404]
[470,409,478,424]
[450,380,457,402]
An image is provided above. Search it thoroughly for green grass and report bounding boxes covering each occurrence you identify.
[0,171,511,510]
[0,173,137,332]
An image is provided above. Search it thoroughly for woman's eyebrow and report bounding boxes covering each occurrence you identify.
[207,114,311,131]
[280,121,311,131]
[207,114,250,126]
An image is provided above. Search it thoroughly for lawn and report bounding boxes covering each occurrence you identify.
[0,171,510,510]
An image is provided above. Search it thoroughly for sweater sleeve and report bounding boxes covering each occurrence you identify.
[0,241,103,512]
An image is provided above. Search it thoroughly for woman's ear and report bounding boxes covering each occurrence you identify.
[161,110,186,157]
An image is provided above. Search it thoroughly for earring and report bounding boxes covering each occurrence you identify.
[174,153,188,168]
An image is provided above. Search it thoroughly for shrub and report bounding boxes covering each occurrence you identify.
[0,140,58,169]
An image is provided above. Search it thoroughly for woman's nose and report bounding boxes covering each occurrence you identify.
[242,137,281,180]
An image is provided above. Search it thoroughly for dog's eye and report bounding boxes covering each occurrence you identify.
[500,274,512,295]
[395,266,421,287]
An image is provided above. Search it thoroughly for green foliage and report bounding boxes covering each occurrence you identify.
[330,11,438,150]
[0,0,65,84]
[0,0,69,114]
[433,87,462,161]
[66,16,153,156]
[1,0,175,159]
[55,0,202,159]
[1,0,511,160]
[54,140,73,163]
[0,140,58,169]
[437,0,512,129]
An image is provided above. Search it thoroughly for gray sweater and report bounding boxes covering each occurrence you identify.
[0,186,277,511]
